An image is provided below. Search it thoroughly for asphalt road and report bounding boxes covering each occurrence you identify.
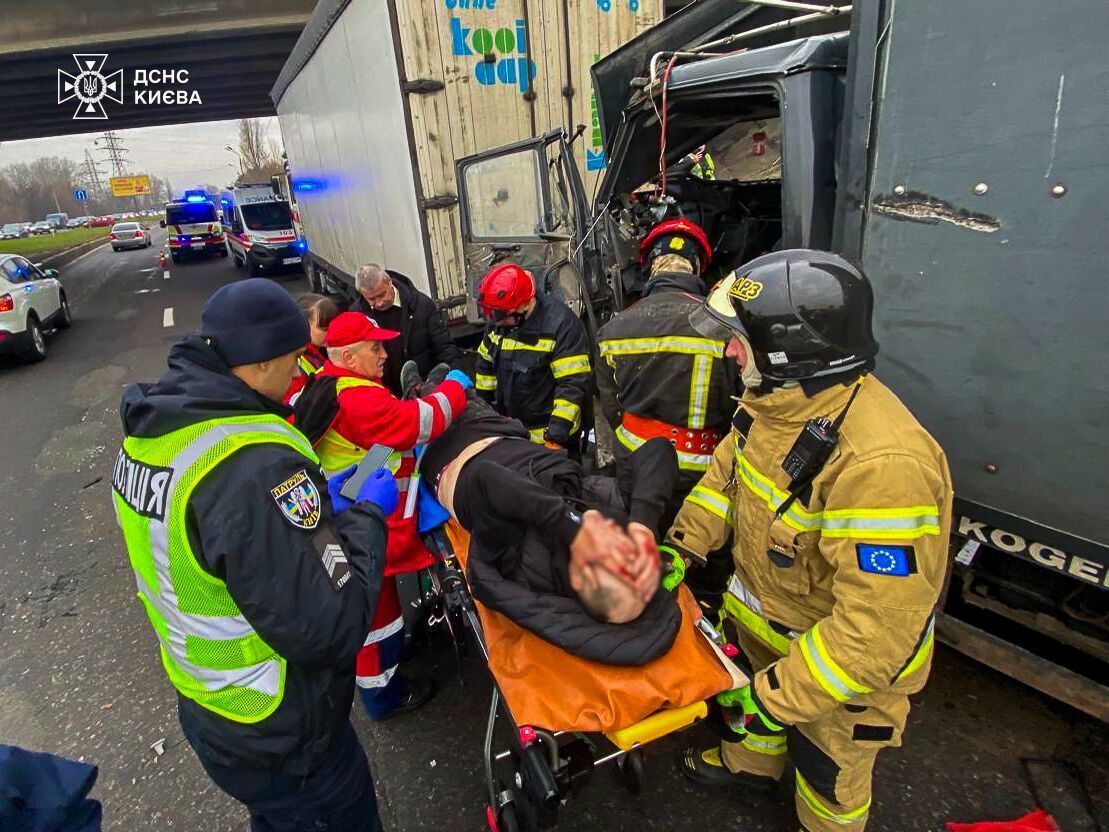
[0,230,1105,831]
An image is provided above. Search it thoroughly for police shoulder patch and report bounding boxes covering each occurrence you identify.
[856,543,917,577]
[270,469,321,529]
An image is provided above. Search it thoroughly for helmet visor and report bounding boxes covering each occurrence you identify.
[689,273,749,341]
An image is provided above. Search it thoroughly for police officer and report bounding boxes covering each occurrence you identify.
[597,218,735,513]
[474,263,592,453]
[669,251,953,832]
[113,279,398,830]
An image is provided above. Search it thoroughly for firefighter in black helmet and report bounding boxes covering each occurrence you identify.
[670,250,954,832]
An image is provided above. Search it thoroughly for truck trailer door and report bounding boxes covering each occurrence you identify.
[456,130,590,324]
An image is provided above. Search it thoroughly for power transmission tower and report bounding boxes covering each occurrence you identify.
[82,149,105,199]
[97,131,129,178]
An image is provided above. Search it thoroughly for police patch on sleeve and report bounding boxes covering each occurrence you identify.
[311,528,351,591]
[856,543,917,577]
[270,469,321,529]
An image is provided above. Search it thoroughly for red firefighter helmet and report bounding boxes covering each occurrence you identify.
[639,218,713,274]
[477,263,536,321]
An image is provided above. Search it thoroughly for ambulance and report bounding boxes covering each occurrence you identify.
[219,184,306,276]
[160,190,226,263]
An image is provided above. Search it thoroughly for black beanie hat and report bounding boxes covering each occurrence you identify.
[199,278,309,367]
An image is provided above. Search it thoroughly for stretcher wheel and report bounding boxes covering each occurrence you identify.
[617,748,645,795]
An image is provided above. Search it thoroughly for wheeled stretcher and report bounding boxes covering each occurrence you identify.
[424,521,747,832]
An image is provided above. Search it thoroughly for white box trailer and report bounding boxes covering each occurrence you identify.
[270,0,661,321]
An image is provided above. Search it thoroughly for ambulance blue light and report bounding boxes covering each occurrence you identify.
[185,194,207,203]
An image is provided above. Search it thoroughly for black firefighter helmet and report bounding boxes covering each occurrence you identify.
[690,249,879,383]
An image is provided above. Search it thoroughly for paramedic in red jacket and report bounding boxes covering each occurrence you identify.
[311,311,471,719]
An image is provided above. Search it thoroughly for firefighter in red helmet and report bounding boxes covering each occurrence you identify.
[597,218,736,526]
[474,263,592,454]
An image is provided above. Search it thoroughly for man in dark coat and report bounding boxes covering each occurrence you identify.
[350,263,460,395]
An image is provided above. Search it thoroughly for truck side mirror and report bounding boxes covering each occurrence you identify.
[158,219,166,228]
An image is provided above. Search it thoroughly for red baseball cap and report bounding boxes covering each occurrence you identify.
[325,311,400,347]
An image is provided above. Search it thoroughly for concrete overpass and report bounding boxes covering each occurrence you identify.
[0,0,315,142]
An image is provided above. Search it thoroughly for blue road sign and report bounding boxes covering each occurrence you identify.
[73,188,88,201]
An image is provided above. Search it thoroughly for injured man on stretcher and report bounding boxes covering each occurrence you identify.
[417,391,684,666]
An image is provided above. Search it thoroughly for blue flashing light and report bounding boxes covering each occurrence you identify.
[295,240,308,253]
[178,236,189,244]
[292,177,325,193]
[185,194,208,203]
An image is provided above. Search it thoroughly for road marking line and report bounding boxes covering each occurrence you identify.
[163,307,174,328]
[135,288,161,294]
[140,267,157,273]
[163,270,171,280]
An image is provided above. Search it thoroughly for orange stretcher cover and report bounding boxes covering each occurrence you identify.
[446,522,736,733]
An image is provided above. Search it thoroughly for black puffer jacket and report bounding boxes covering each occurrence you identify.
[425,409,682,665]
[118,337,387,776]
[350,270,460,384]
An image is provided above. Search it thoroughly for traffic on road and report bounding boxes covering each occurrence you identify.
[0,1,1106,832]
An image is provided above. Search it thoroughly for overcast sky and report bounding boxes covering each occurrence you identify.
[0,117,283,191]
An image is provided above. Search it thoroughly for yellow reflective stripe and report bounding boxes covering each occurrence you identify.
[550,398,581,432]
[796,772,870,825]
[475,374,497,391]
[897,615,935,680]
[297,355,320,376]
[799,624,873,702]
[616,425,711,472]
[528,427,546,443]
[721,592,792,655]
[686,484,732,522]
[742,733,787,756]
[550,354,591,378]
[687,353,712,430]
[477,341,493,361]
[734,448,941,539]
[599,336,725,358]
[500,337,555,353]
[335,376,379,394]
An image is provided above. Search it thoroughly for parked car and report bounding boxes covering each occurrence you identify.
[0,254,71,362]
[29,221,53,236]
[1,223,26,240]
[110,222,152,251]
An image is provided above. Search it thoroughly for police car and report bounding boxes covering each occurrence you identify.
[0,254,71,362]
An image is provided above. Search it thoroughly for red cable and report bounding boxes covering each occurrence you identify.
[657,54,679,198]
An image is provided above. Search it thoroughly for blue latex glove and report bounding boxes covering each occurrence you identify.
[326,465,358,515]
[445,369,474,390]
[357,469,399,516]
[327,466,399,516]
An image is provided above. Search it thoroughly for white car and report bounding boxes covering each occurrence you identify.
[110,222,152,251]
[0,254,71,362]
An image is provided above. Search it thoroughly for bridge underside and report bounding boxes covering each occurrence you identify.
[0,2,313,142]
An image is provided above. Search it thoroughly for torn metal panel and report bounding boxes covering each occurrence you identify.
[871,191,1000,234]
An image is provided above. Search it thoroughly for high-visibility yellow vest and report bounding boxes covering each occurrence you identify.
[112,414,318,723]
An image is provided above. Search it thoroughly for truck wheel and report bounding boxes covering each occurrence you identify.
[307,262,322,293]
[23,316,47,363]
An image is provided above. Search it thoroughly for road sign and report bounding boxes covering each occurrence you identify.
[109,175,152,197]
[73,188,88,202]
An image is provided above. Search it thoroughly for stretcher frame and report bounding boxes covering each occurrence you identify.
[421,527,737,832]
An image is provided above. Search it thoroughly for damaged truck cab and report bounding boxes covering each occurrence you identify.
[456,0,1108,719]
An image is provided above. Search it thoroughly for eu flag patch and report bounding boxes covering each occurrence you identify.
[856,544,917,577]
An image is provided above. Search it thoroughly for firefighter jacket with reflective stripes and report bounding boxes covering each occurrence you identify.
[596,272,735,472]
[666,374,953,726]
[475,294,591,445]
[313,361,467,573]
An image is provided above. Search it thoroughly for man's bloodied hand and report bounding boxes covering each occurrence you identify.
[569,511,661,623]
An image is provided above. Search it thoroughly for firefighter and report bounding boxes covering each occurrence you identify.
[669,250,953,832]
[596,218,735,516]
[294,311,471,720]
[679,144,716,180]
[474,263,592,454]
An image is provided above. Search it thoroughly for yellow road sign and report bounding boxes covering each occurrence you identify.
[109,175,152,197]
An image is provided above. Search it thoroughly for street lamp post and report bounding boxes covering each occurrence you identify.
[225,146,245,177]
